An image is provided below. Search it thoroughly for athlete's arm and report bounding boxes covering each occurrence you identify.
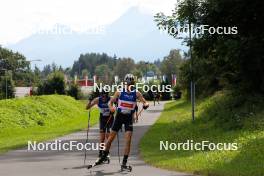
[109,91,120,112]
[136,91,149,109]
[86,97,99,110]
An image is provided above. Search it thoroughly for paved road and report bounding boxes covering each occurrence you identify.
[0,101,191,176]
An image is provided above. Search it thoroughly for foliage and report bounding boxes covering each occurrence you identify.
[0,46,32,86]
[114,58,135,79]
[37,71,65,95]
[160,80,171,100]
[140,93,264,176]
[95,64,113,84]
[70,52,163,84]
[155,0,264,96]
[160,49,184,84]
[0,72,15,99]
[71,53,117,77]
[67,83,82,100]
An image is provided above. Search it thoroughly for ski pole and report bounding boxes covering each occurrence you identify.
[136,108,144,122]
[84,110,91,166]
[104,113,113,129]
[117,129,120,164]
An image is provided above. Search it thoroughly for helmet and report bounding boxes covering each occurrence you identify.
[124,74,135,85]
[100,89,109,97]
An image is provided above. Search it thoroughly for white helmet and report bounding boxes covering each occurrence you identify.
[124,74,135,85]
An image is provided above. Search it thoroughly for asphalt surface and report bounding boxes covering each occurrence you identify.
[0,101,191,176]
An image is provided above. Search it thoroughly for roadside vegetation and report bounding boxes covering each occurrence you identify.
[140,92,264,176]
[0,95,98,153]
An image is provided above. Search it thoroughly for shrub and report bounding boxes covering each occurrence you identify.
[67,83,82,100]
[37,71,65,95]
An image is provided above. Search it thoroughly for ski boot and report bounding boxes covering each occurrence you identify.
[87,151,110,169]
[121,164,132,172]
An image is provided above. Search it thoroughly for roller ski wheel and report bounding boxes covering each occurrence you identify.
[121,164,132,172]
[104,155,110,164]
[87,157,110,169]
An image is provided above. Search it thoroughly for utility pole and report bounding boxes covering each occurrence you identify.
[5,70,7,99]
[189,10,195,122]
[0,68,8,99]
[0,58,8,99]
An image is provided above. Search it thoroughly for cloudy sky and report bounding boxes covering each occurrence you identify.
[0,0,176,45]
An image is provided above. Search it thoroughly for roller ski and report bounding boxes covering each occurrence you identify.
[120,156,132,172]
[120,164,132,172]
[87,155,110,169]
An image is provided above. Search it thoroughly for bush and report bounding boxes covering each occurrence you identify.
[37,71,65,95]
[143,90,153,101]
[173,85,182,100]
[160,81,171,100]
[67,83,82,100]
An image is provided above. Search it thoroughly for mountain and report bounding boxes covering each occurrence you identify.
[8,7,186,68]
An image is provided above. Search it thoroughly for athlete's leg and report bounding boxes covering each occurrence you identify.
[122,115,133,166]
[104,131,117,150]
[122,131,132,165]
[98,115,106,157]
[99,113,122,161]
[124,131,132,155]
[105,132,110,139]
[100,130,106,143]
[98,130,105,157]
[105,117,113,140]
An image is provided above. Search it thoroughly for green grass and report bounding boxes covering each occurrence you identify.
[140,92,264,176]
[0,95,98,153]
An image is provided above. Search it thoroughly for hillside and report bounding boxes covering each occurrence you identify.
[0,95,98,153]
[140,92,264,176]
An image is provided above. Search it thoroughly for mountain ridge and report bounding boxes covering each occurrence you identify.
[8,7,186,68]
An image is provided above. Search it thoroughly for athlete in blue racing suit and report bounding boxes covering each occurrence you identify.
[96,74,149,167]
[86,91,113,157]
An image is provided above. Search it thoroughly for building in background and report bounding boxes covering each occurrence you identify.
[73,75,94,95]
[15,87,32,98]
[141,71,157,83]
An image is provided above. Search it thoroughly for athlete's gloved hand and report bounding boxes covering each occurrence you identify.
[110,106,116,113]
[88,95,93,101]
[143,103,149,110]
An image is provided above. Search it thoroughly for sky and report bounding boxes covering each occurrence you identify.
[0,0,177,45]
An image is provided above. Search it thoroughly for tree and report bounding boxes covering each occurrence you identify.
[82,69,90,78]
[42,64,52,77]
[32,65,41,86]
[95,64,112,84]
[132,69,143,80]
[160,49,184,84]
[0,47,31,86]
[114,58,135,80]
[155,0,264,95]
[71,53,117,77]
[37,71,65,95]
[0,71,15,99]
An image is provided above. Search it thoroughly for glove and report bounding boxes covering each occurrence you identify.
[110,106,116,113]
[143,103,149,110]
[88,95,93,101]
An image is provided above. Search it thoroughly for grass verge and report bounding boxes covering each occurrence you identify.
[0,95,98,153]
[140,92,264,176]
